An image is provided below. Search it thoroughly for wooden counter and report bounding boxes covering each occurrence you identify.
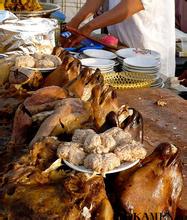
[117,88,187,210]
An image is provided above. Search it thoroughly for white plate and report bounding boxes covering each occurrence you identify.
[64,159,139,175]
[26,67,56,73]
[122,66,159,74]
[151,78,164,87]
[124,56,160,68]
[83,49,117,60]
[116,48,160,60]
[81,58,115,68]
[0,54,8,59]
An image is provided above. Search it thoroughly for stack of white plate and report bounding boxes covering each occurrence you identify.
[122,55,160,76]
[121,56,161,87]
[116,48,161,71]
[80,58,116,73]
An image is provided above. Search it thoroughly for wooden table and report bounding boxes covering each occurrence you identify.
[117,88,187,210]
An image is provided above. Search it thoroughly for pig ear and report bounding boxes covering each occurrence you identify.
[119,108,143,143]
[98,111,119,133]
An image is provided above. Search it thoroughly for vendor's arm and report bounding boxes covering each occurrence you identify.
[65,0,144,47]
[67,0,105,29]
[84,0,144,32]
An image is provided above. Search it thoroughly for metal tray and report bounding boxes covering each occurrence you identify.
[11,3,60,18]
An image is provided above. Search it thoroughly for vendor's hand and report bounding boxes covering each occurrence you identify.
[64,24,93,48]
[178,70,187,87]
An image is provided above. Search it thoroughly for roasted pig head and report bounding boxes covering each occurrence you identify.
[23,86,68,114]
[11,86,68,145]
[52,46,70,61]
[90,84,118,129]
[66,67,104,101]
[9,67,43,90]
[117,143,183,219]
[99,106,143,142]
[1,173,113,220]
[43,55,79,87]
[29,98,92,146]
[118,106,143,143]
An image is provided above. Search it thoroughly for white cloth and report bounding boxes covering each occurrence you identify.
[107,0,176,77]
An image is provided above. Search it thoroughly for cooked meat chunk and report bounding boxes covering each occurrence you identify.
[114,130,132,145]
[72,129,96,144]
[42,54,62,66]
[84,153,120,173]
[100,134,116,152]
[15,55,35,68]
[35,59,55,68]
[57,142,86,165]
[114,141,147,162]
[84,133,102,153]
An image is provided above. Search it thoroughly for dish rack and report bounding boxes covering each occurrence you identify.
[102,71,155,89]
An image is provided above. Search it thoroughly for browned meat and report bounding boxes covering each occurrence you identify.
[1,174,113,220]
[0,136,113,220]
[52,46,70,61]
[11,86,68,145]
[90,84,118,129]
[65,68,104,101]
[117,143,183,219]
[24,86,68,114]
[11,104,32,145]
[9,67,43,90]
[29,98,92,146]
[43,55,77,87]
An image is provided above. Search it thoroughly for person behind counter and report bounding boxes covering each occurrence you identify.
[64,0,175,78]
[175,0,187,33]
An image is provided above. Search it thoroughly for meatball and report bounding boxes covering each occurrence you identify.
[114,141,147,162]
[57,142,86,165]
[84,153,120,173]
[15,55,35,68]
[35,59,55,68]
[72,129,96,144]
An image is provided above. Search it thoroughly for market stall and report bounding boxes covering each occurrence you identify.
[0,5,187,219]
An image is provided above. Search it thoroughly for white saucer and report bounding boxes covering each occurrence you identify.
[64,159,139,175]
[83,49,117,60]
[116,48,160,60]
[81,58,115,68]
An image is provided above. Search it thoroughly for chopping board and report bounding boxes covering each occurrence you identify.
[117,88,187,210]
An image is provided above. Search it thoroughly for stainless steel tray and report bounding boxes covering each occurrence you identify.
[11,3,60,18]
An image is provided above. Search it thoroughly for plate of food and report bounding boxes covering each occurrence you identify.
[57,127,147,176]
[14,53,61,73]
[6,2,60,18]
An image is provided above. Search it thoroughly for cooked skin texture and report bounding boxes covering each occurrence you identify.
[57,142,86,165]
[117,143,183,220]
[35,59,55,68]
[15,55,35,68]
[24,86,68,114]
[1,174,113,220]
[84,133,102,153]
[100,132,116,152]
[72,128,96,144]
[29,98,92,146]
[84,153,120,173]
[114,140,147,162]
[90,85,119,129]
[9,67,43,88]
[41,54,62,67]
[43,55,77,87]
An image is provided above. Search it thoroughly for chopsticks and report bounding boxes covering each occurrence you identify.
[65,25,120,51]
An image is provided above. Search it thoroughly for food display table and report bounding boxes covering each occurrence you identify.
[117,88,187,210]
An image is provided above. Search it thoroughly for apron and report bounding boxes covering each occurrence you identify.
[107,0,176,77]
